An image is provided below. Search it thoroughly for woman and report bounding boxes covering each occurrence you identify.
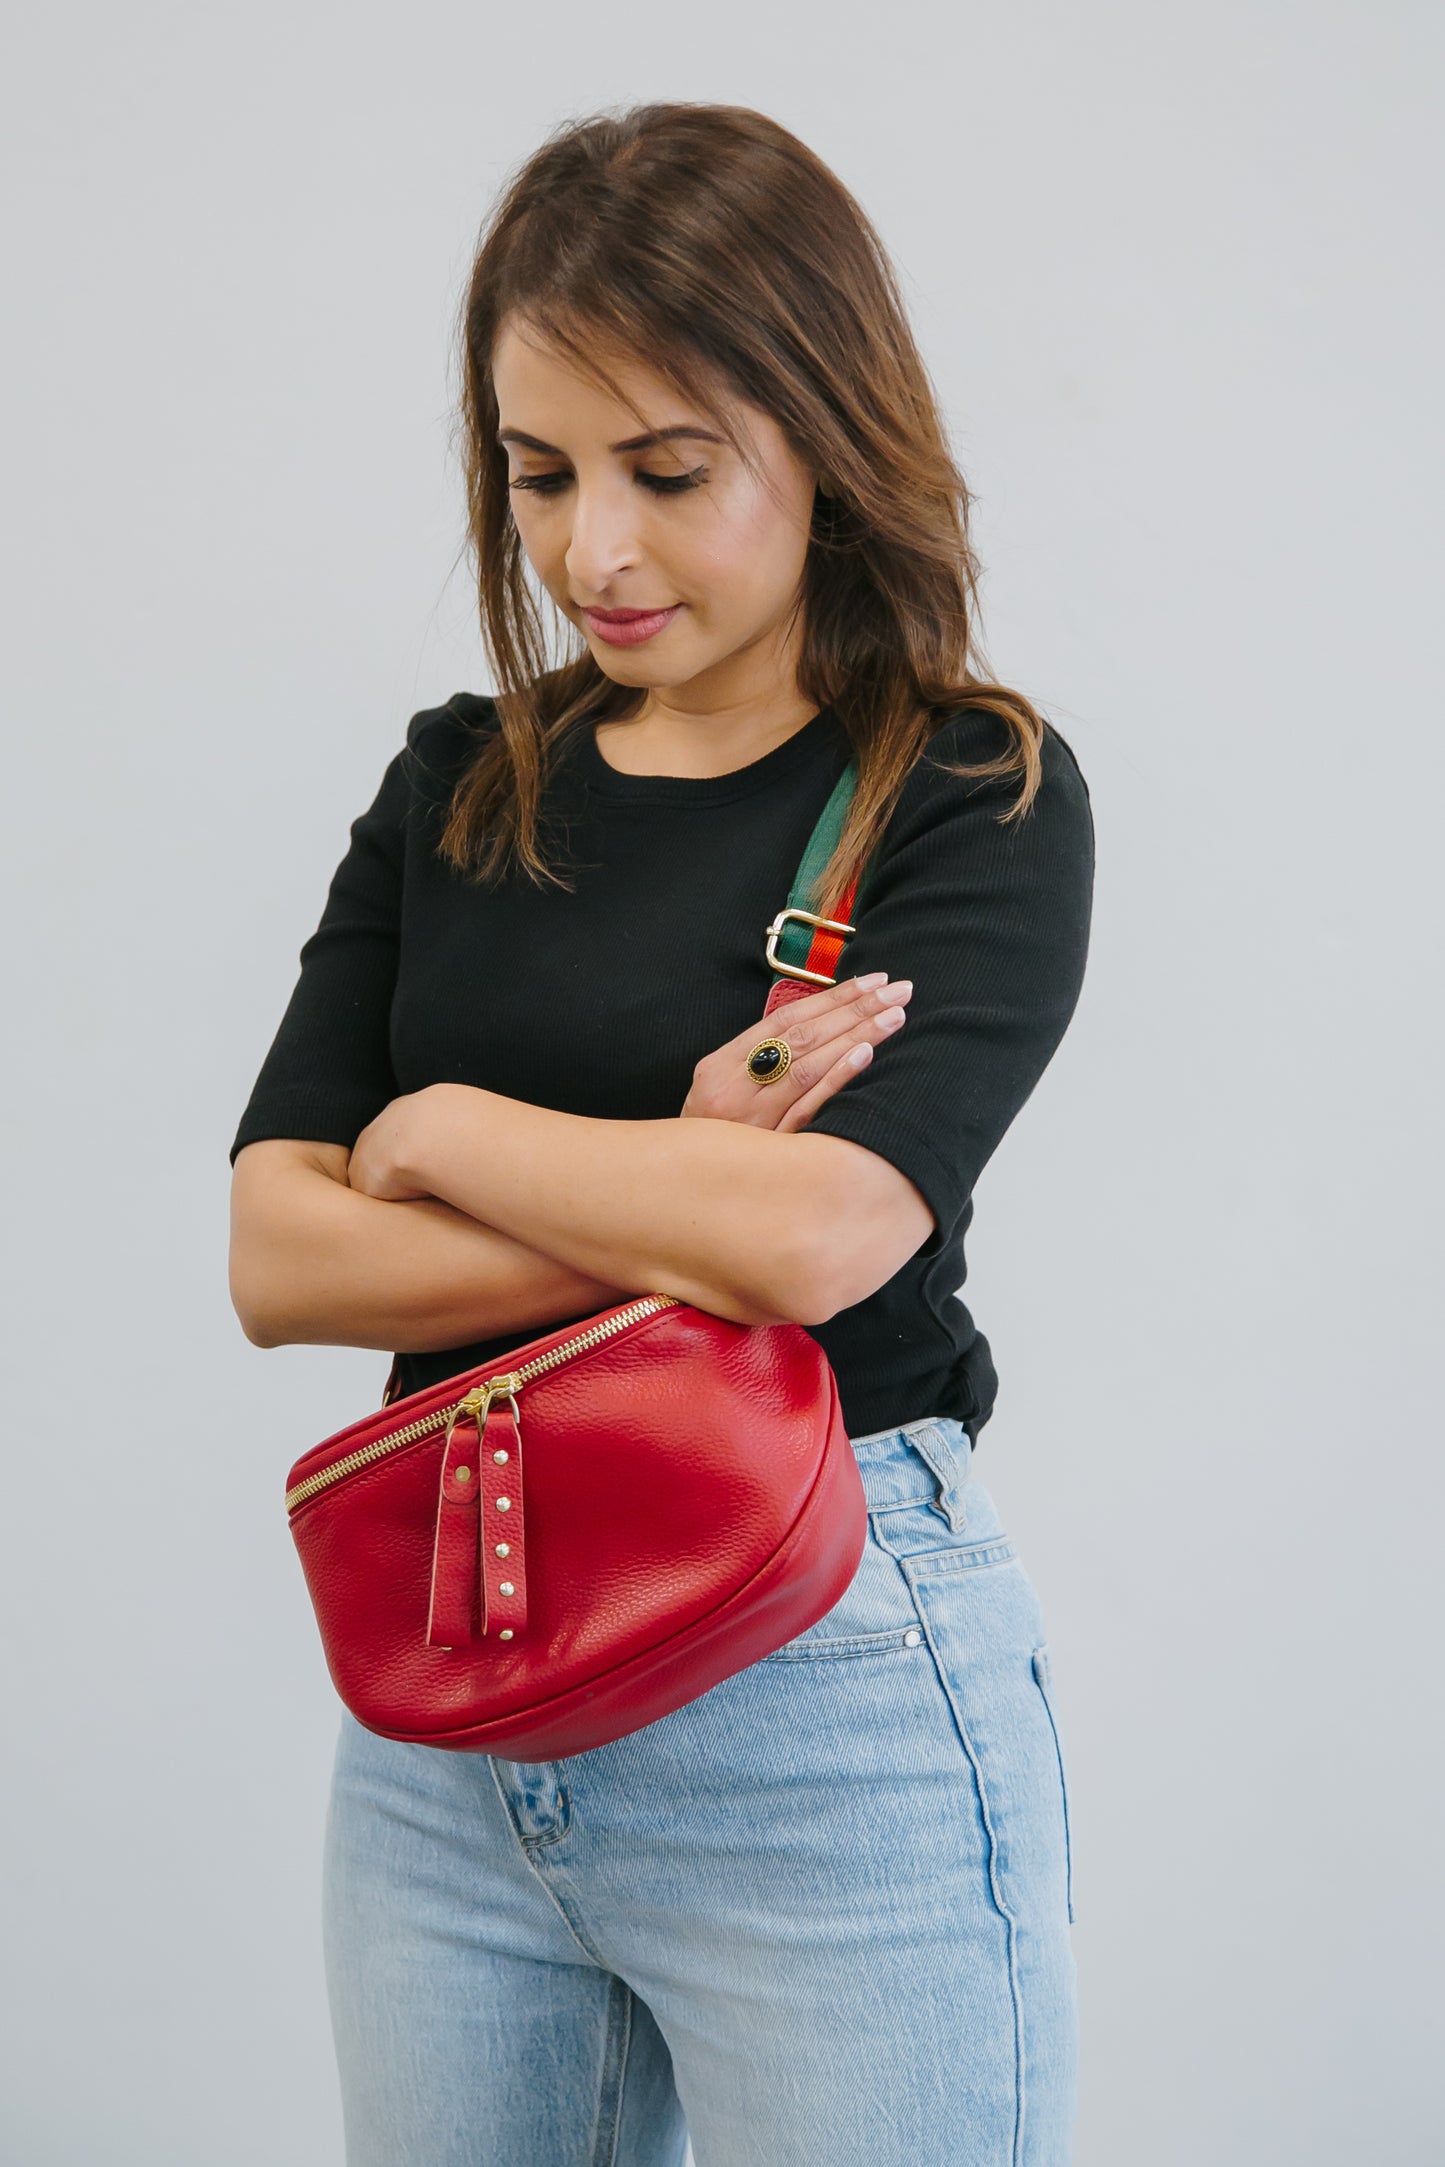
[229,102,1094,2167]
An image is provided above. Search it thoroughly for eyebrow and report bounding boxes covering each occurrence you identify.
[496,424,728,455]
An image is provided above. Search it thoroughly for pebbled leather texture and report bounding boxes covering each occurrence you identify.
[762,977,815,1017]
[286,1300,865,1758]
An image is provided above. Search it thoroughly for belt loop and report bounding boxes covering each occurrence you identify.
[908,1421,971,1533]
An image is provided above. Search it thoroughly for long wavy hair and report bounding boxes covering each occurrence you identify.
[439,100,1047,909]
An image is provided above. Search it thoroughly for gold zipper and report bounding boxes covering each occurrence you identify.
[284,1294,682,1514]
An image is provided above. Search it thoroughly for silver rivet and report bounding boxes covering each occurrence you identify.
[499,1628,514,1640]
[495,1496,511,1511]
[493,1448,509,1463]
[499,1581,515,1596]
[903,1628,923,1648]
[495,1542,510,1557]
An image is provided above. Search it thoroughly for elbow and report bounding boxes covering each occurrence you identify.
[228,1139,348,1349]
[238,1310,282,1351]
[229,1259,283,1348]
[747,1225,848,1331]
[757,1216,936,1328]
[779,1269,855,1330]
[229,1222,302,1348]
[766,1137,938,1323]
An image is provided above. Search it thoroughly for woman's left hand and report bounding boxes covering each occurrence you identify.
[680,972,912,1131]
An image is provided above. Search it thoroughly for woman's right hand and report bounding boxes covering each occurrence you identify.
[680,971,912,1133]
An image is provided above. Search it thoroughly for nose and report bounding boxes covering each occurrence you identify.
[563,477,643,594]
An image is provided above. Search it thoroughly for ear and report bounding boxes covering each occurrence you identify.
[816,469,841,500]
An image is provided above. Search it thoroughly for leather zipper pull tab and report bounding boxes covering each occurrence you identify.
[478,1386,527,1640]
[425,1395,486,1650]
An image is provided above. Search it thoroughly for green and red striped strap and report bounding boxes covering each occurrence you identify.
[762,757,870,1007]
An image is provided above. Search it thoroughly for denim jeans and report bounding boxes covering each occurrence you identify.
[321,1414,1079,2165]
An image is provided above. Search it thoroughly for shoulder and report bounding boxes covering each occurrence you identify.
[851,704,1094,953]
[921,704,1089,808]
[886,704,1094,859]
[401,690,501,796]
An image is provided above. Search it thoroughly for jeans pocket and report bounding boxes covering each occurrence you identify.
[1031,1642,1077,1924]
[758,1517,935,1660]
[760,1423,1003,1663]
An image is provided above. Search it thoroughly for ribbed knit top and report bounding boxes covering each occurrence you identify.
[229,693,1094,1442]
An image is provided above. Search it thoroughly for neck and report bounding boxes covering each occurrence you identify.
[596,699,822,780]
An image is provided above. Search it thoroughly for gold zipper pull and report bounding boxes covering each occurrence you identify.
[444,1381,491,1449]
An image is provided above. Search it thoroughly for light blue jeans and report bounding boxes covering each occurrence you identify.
[321,1414,1079,2165]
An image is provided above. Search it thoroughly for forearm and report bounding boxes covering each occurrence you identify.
[401,1087,834,1327]
[229,1144,631,1351]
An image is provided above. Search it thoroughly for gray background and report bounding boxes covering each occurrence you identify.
[3,3,1440,2161]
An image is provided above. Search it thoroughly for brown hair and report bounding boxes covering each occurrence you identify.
[440,100,1047,912]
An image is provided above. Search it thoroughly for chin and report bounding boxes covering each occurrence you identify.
[589,652,664,685]
[588,642,697,685]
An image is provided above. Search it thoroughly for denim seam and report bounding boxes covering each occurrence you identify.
[1032,1647,1077,1925]
[591,1973,632,2167]
[526,1848,623,1975]
[907,1590,1028,2164]
[760,1624,928,1663]
[896,1537,1018,1576]
[482,1761,616,1974]
[767,1533,1016,1662]
[866,1489,941,1511]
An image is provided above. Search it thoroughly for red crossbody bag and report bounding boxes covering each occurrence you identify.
[282,755,875,1759]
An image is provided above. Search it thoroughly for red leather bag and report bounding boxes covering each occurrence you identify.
[282,752,874,1759]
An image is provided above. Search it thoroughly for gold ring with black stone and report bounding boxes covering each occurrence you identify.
[745,1036,792,1085]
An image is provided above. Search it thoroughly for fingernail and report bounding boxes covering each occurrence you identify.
[858,972,888,989]
[878,1006,906,1029]
[850,1043,873,1066]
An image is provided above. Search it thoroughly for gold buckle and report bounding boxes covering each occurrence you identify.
[764,905,857,987]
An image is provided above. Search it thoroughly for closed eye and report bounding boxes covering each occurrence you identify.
[510,468,708,497]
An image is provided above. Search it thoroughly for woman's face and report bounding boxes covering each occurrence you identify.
[491,314,822,707]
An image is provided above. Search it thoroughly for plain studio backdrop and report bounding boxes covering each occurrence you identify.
[3,4,1440,2162]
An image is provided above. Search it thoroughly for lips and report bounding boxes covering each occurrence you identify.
[582,604,682,648]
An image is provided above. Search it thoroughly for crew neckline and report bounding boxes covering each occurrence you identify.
[576,703,849,805]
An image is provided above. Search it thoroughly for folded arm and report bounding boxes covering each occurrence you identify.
[227,988,933,1354]
[228,1138,632,1351]
[354,1084,934,1329]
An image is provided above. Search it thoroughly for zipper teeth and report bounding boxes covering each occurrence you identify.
[284,1294,682,1514]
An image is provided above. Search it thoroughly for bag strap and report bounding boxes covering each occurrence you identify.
[762,756,871,1013]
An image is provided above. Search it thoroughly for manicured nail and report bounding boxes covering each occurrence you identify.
[850,1043,873,1066]
[857,972,889,989]
[878,1006,906,1030]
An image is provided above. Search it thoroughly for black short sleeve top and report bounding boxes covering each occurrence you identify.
[229,694,1094,1441]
